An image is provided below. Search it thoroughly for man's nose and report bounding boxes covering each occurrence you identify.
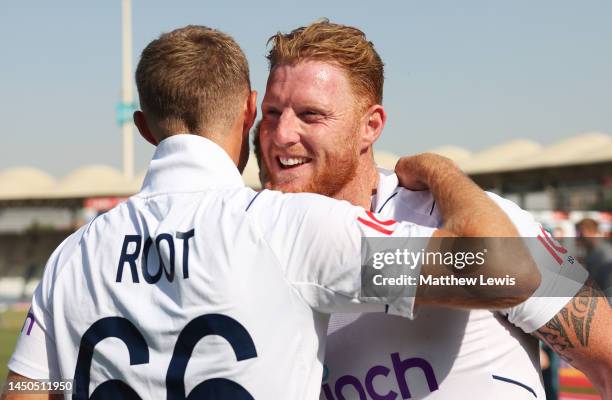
[273,111,301,147]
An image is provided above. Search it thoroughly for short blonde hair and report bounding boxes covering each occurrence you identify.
[136,25,250,135]
[267,19,384,110]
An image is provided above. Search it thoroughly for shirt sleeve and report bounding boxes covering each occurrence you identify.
[8,226,86,380]
[489,193,589,333]
[7,297,58,380]
[246,190,436,318]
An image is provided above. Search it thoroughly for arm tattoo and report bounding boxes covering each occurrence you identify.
[537,312,574,362]
[535,279,601,363]
[570,287,597,346]
[559,305,570,325]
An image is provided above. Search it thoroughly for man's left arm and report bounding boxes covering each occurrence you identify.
[533,279,612,398]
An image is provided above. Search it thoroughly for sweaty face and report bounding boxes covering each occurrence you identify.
[259,61,361,196]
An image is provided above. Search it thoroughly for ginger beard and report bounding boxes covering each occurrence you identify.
[263,120,360,197]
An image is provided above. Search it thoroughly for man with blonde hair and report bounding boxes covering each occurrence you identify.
[257,19,612,398]
[2,25,534,400]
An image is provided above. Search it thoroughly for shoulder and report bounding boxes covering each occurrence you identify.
[245,189,363,237]
[375,168,438,223]
[483,192,542,235]
[35,222,90,306]
[384,184,539,234]
[484,191,529,217]
[47,224,89,271]
[247,189,356,215]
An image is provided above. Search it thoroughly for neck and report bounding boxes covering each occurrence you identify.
[157,127,243,169]
[148,111,242,159]
[332,151,379,209]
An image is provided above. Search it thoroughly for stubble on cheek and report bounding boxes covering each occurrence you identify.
[266,116,362,197]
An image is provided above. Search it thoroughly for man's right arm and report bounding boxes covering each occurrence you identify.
[395,154,541,308]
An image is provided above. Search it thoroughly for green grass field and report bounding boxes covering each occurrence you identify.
[0,308,27,389]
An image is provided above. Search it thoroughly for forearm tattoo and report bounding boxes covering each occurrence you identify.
[535,279,601,363]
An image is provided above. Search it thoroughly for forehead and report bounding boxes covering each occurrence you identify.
[264,61,353,106]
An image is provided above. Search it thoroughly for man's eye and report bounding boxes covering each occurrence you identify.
[300,111,320,119]
[264,108,280,117]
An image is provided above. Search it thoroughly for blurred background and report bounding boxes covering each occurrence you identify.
[1,1,610,398]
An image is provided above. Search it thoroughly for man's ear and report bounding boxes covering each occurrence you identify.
[360,104,386,151]
[133,111,158,146]
[243,90,258,135]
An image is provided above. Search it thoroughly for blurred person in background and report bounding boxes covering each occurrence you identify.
[539,343,560,400]
[577,218,612,305]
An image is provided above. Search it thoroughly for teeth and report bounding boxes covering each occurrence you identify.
[279,157,309,166]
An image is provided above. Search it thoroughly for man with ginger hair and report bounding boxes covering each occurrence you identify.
[256,19,612,398]
[1,25,535,400]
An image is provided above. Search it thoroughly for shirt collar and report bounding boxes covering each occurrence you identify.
[139,134,244,195]
[371,167,399,211]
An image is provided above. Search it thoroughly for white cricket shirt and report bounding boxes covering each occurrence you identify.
[321,169,588,400]
[8,136,435,399]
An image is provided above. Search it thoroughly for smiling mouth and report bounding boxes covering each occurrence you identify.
[277,156,312,170]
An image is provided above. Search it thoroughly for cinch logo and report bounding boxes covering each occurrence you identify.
[322,353,438,400]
